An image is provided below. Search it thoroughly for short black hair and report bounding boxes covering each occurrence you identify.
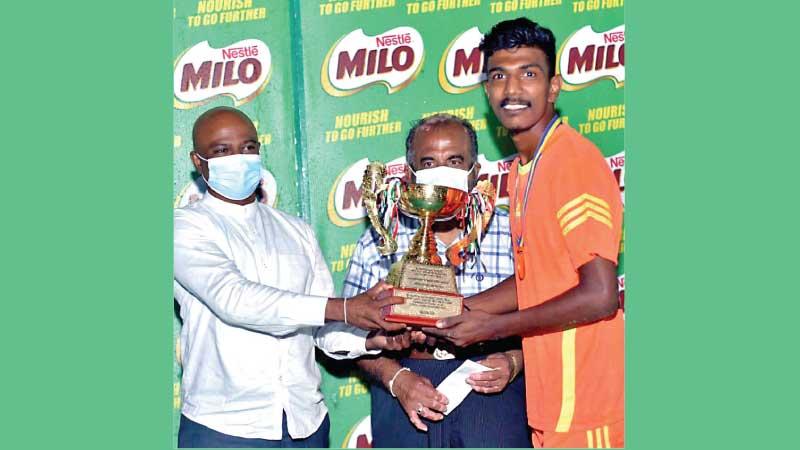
[479,17,557,79]
[405,113,478,167]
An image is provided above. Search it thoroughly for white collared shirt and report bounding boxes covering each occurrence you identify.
[174,194,375,440]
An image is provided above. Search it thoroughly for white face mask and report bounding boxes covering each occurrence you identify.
[409,163,475,193]
[196,153,263,201]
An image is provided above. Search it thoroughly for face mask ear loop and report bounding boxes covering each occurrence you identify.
[194,153,211,186]
[407,164,417,178]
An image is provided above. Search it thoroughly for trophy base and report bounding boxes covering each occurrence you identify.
[382,287,463,327]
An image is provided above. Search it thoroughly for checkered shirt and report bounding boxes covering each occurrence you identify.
[342,208,515,299]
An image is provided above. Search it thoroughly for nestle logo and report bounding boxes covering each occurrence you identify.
[385,163,407,176]
[222,45,259,59]
[603,31,625,44]
[322,27,424,96]
[173,39,272,109]
[375,33,412,47]
[557,25,625,91]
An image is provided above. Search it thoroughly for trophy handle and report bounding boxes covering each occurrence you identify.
[361,161,398,255]
[446,180,497,266]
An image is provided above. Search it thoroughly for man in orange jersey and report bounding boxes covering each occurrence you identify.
[422,18,625,448]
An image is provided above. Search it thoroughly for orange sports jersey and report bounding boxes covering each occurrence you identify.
[508,123,624,434]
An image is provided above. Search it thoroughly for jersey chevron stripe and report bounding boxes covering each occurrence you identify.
[558,202,611,228]
[561,211,613,236]
[556,193,610,219]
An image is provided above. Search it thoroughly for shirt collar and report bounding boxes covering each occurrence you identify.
[201,192,259,219]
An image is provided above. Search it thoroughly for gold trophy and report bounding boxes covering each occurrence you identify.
[362,161,496,327]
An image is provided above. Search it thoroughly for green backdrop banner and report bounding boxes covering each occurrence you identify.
[173,0,624,447]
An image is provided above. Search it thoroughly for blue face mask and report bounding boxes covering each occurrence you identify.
[196,153,262,201]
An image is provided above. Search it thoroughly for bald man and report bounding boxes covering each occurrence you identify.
[174,107,409,448]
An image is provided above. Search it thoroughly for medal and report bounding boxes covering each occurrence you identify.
[511,115,562,281]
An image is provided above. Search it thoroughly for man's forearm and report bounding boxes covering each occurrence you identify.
[489,262,619,339]
[324,298,344,322]
[356,356,403,387]
[465,276,518,314]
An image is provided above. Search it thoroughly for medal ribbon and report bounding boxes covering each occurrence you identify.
[511,114,562,280]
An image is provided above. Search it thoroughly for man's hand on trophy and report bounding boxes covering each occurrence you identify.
[345,282,407,331]
[467,351,518,394]
[365,329,413,351]
[421,309,500,347]
[392,370,449,432]
[365,280,394,299]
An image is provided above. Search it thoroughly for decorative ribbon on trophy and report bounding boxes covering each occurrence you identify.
[362,162,400,255]
[446,179,496,267]
[510,114,562,281]
[361,161,497,327]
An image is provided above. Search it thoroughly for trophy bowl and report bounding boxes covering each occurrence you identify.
[399,183,469,222]
[398,184,468,267]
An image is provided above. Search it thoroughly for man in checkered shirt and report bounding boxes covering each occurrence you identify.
[344,114,530,447]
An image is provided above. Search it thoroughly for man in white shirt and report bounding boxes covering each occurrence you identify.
[174,107,409,448]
